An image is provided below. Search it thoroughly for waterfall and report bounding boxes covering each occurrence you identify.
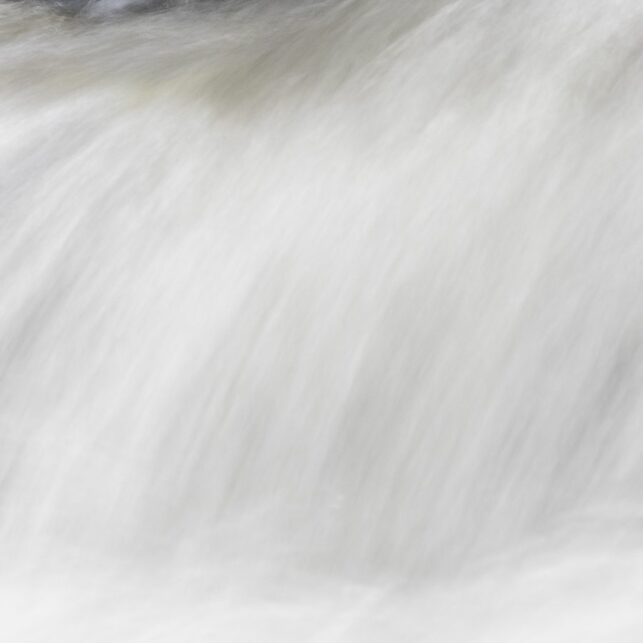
[1,0,642,639]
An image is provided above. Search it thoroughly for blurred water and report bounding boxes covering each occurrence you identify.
[1,0,642,639]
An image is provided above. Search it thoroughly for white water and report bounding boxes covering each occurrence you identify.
[1,0,643,639]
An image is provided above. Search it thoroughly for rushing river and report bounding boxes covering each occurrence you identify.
[1,0,642,640]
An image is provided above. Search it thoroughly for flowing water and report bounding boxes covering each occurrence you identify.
[1,0,643,639]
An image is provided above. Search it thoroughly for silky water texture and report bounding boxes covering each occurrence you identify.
[0,0,642,640]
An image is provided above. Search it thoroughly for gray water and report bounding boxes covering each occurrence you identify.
[1,0,643,639]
